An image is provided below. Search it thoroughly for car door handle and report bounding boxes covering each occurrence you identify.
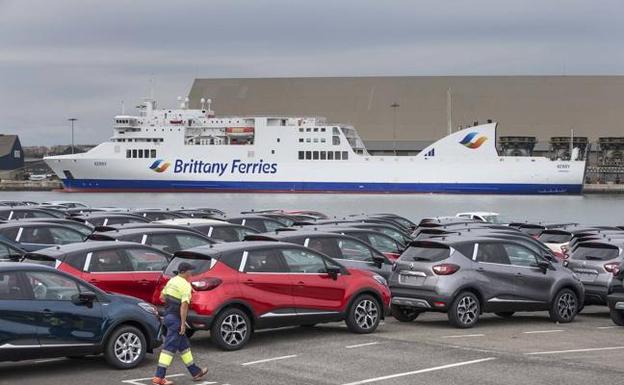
[89,278,99,283]
[297,281,305,286]
[42,309,53,316]
[138,279,151,285]
[476,267,485,272]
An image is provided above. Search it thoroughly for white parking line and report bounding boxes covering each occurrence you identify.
[525,346,624,356]
[241,354,298,366]
[340,357,496,385]
[345,342,380,349]
[122,373,184,385]
[441,334,485,339]
[523,329,564,334]
[597,326,617,330]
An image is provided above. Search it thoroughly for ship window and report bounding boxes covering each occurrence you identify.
[126,150,131,158]
[299,128,303,132]
[342,151,349,160]
[277,138,280,143]
[298,151,304,160]
[151,149,156,158]
[306,138,311,143]
[271,150,275,154]
[313,128,318,132]
[333,136,340,145]
[299,138,304,143]
[306,128,311,132]
[313,151,319,160]
[313,138,319,143]
[327,151,334,160]
[333,127,340,135]
[321,138,326,143]
[335,151,341,160]
[320,151,326,160]
[321,128,326,132]
[305,151,312,160]
[132,149,137,158]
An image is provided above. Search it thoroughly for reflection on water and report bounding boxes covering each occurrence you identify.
[5,191,624,225]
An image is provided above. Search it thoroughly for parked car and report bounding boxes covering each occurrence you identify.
[132,209,188,221]
[389,237,584,328]
[456,212,503,223]
[71,213,150,227]
[306,226,405,260]
[156,218,260,242]
[41,201,89,209]
[88,227,216,254]
[0,237,26,262]
[153,241,391,350]
[0,222,87,251]
[0,207,65,221]
[246,231,393,278]
[0,263,161,368]
[226,215,285,233]
[607,271,624,325]
[13,217,95,237]
[565,240,623,306]
[22,241,170,302]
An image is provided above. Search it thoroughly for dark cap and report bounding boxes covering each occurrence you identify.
[177,262,196,274]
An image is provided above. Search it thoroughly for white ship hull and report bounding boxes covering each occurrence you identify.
[44,105,586,194]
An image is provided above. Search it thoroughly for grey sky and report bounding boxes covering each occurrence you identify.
[1,0,622,146]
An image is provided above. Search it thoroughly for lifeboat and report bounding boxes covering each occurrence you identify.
[225,127,254,137]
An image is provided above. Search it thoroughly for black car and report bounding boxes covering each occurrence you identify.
[0,207,65,221]
[71,213,150,227]
[88,227,216,254]
[247,230,393,278]
[0,222,87,251]
[132,210,188,221]
[0,263,161,368]
[226,215,285,233]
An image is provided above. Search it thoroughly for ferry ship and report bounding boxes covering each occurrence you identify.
[45,98,586,194]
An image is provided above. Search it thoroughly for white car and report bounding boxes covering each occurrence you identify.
[456,211,502,223]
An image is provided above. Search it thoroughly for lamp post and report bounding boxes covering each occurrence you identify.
[68,118,77,154]
[390,103,400,156]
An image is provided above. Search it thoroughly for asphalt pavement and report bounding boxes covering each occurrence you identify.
[2,306,623,385]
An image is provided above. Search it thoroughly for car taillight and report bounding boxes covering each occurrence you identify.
[432,263,460,275]
[605,263,620,275]
[191,277,222,291]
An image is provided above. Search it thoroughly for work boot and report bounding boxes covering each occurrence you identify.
[152,377,174,385]
[192,368,209,381]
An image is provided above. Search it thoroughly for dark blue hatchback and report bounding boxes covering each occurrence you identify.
[0,263,162,369]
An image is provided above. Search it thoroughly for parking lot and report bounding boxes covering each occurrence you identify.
[1,306,622,385]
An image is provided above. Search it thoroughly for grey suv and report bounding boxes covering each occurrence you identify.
[565,240,623,305]
[389,237,584,328]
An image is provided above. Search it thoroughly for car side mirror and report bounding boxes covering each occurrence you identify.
[326,266,341,280]
[73,291,97,307]
[536,260,551,274]
[372,255,386,268]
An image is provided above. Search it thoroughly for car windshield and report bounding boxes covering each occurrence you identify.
[539,233,572,244]
[571,245,620,261]
[164,256,215,276]
[399,245,450,262]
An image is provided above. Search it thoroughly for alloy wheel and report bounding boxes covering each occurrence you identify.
[557,292,576,321]
[220,314,248,346]
[354,299,379,330]
[457,295,478,325]
[114,332,142,364]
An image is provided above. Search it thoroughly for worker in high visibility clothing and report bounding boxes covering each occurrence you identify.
[153,262,208,385]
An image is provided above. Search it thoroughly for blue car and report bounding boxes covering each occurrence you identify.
[0,263,162,369]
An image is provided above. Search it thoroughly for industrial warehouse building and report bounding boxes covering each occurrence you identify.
[189,76,624,182]
[0,135,24,180]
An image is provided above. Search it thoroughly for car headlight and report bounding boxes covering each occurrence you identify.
[373,274,388,287]
[138,302,158,315]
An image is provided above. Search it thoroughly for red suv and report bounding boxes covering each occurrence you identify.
[22,241,170,302]
[153,241,390,350]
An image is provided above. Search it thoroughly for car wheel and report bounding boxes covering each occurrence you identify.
[494,312,515,319]
[549,288,578,323]
[610,309,624,326]
[104,325,146,369]
[391,304,421,322]
[448,292,480,328]
[210,307,251,351]
[346,294,381,334]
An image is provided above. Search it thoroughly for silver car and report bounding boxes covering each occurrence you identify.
[389,236,584,328]
[565,240,623,305]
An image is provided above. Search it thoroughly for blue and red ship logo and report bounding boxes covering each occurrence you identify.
[459,132,488,149]
[149,159,171,173]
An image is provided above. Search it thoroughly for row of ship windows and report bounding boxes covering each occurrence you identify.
[126,149,157,159]
[298,151,349,160]
[113,138,164,142]
[298,136,341,145]
[299,127,327,133]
